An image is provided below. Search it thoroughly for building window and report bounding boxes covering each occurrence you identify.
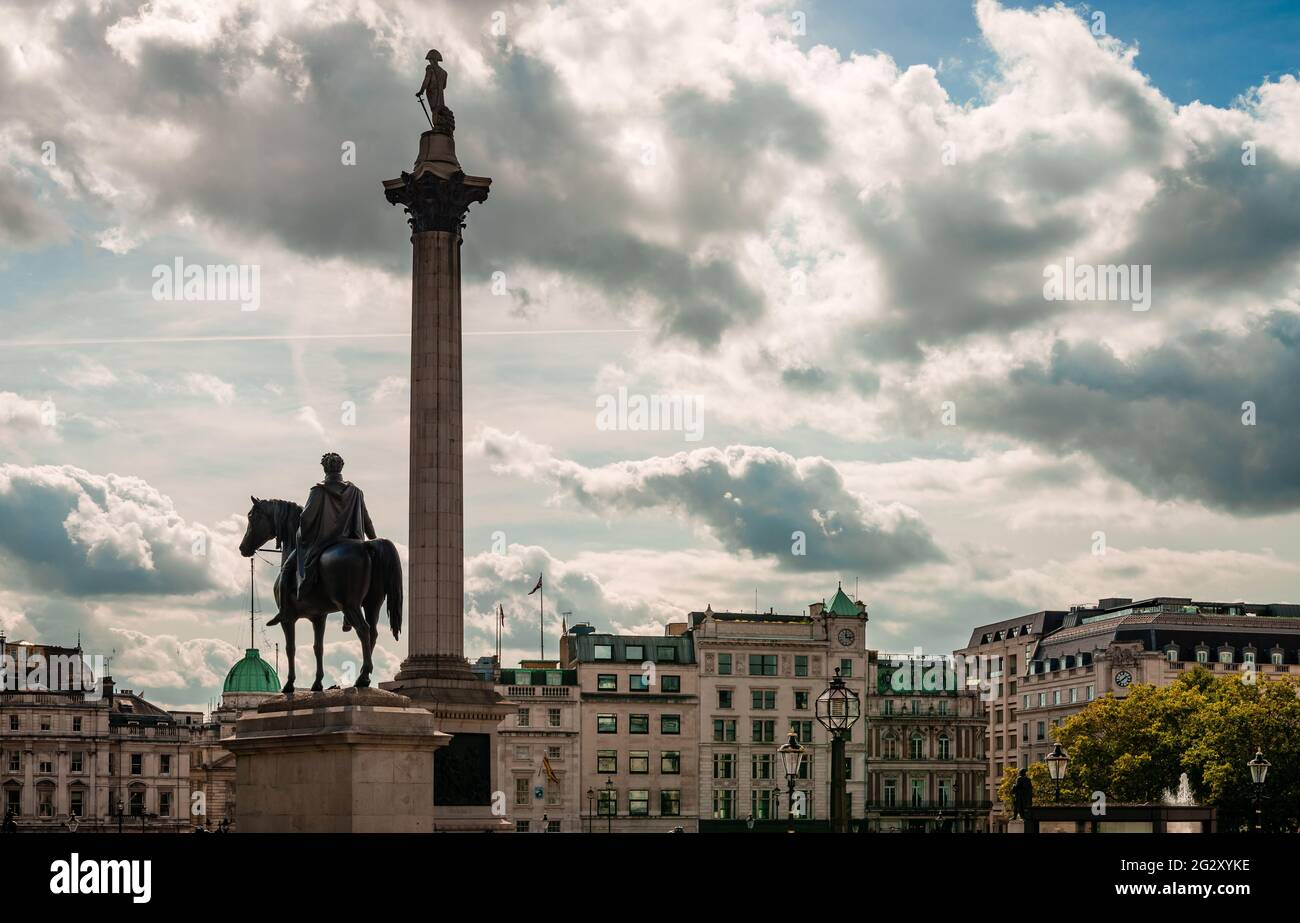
[1036,721,1046,741]
[597,674,617,691]
[881,734,898,760]
[7,716,17,731]
[661,714,681,735]
[752,720,775,743]
[159,791,172,817]
[661,751,681,774]
[656,646,677,662]
[629,675,650,692]
[597,714,617,734]
[797,754,812,780]
[751,689,776,710]
[910,779,924,808]
[70,752,83,774]
[38,757,54,775]
[7,752,19,773]
[1166,646,1179,662]
[883,700,894,715]
[597,750,617,774]
[661,675,681,693]
[718,653,732,675]
[713,753,736,780]
[516,820,530,833]
[160,754,171,776]
[1069,687,1078,704]
[594,644,613,661]
[548,708,561,728]
[547,745,562,760]
[793,720,813,743]
[1272,650,1285,666]
[661,790,681,816]
[514,745,530,761]
[38,787,54,817]
[547,820,561,832]
[795,655,808,677]
[4,788,18,815]
[1218,648,1234,664]
[40,716,51,732]
[1086,685,1095,701]
[129,790,144,816]
[794,690,809,710]
[938,779,952,808]
[883,779,897,807]
[751,753,775,781]
[1052,690,1061,705]
[751,788,777,820]
[717,689,733,709]
[69,789,84,817]
[839,659,853,678]
[1244,650,1256,665]
[749,654,777,677]
[938,734,951,760]
[1195,649,1208,664]
[629,751,649,774]
[547,786,560,806]
[515,778,529,805]
[1038,692,1046,707]
[629,714,649,734]
[713,719,736,742]
[73,717,82,733]
[628,790,649,816]
[712,789,735,820]
[910,734,925,760]
[517,708,530,728]
[625,644,644,662]
[598,789,617,816]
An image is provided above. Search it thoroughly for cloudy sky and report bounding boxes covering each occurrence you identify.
[3,0,1300,711]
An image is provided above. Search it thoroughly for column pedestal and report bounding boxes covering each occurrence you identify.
[224,688,449,833]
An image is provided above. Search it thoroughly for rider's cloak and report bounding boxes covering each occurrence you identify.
[296,474,375,597]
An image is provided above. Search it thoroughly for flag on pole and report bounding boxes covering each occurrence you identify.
[542,755,559,784]
[498,603,505,627]
[528,573,543,595]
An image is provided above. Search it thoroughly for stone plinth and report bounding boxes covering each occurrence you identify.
[224,687,449,833]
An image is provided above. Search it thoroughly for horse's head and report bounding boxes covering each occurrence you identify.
[239,496,274,557]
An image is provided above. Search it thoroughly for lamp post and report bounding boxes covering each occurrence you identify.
[778,726,806,833]
[1248,749,1270,833]
[815,667,861,834]
[116,798,124,835]
[1046,743,1069,803]
[586,788,594,834]
[604,777,613,834]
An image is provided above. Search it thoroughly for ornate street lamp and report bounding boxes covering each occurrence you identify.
[604,777,614,834]
[116,798,124,835]
[815,667,861,833]
[778,726,806,833]
[586,787,595,834]
[1248,749,1270,833]
[1046,743,1069,803]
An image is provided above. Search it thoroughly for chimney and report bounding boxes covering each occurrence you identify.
[809,602,825,618]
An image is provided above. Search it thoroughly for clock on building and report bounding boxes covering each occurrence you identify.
[1114,670,1133,688]
[837,628,856,647]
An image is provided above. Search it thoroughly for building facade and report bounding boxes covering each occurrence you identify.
[963,596,1300,830]
[495,664,581,832]
[0,639,194,832]
[691,587,869,829]
[561,630,699,832]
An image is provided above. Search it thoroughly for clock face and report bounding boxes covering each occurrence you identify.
[838,628,856,648]
[1115,670,1133,688]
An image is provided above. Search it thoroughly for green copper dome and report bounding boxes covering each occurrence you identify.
[826,585,861,617]
[223,648,280,693]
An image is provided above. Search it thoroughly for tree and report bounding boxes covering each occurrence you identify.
[1019,668,1300,831]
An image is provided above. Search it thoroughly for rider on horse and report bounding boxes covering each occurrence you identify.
[269,452,375,631]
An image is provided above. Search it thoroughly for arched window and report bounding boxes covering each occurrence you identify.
[937,733,951,760]
[881,733,898,760]
[910,733,925,760]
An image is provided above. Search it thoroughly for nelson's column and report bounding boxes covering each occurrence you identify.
[381,49,511,831]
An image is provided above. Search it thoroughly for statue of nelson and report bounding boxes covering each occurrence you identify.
[269,452,375,632]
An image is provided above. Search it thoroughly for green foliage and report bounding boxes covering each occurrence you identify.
[1044,668,1300,831]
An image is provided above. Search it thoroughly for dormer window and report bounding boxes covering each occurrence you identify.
[1271,648,1285,666]
[1217,646,1234,664]
[1166,646,1178,662]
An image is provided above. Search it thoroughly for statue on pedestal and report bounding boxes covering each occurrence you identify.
[238,454,403,692]
[417,48,453,131]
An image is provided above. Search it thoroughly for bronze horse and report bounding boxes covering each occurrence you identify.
[238,497,402,692]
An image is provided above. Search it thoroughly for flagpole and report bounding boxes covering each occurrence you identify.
[539,578,545,662]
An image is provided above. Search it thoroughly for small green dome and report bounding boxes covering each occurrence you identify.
[223,648,280,693]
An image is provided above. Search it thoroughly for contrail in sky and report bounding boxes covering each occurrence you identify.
[0,328,645,348]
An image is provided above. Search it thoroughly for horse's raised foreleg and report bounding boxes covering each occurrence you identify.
[311,616,326,692]
[344,605,372,688]
[281,617,296,694]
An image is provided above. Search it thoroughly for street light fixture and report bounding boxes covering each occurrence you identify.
[116,798,124,835]
[604,777,613,834]
[1248,749,1270,833]
[778,726,806,833]
[586,787,595,834]
[1046,743,1069,803]
[815,667,861,833]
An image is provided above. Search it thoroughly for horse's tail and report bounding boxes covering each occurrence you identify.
[374,539,403,641]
